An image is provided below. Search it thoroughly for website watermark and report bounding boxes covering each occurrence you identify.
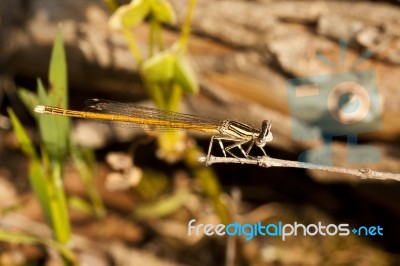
[286,40,382,166]
[188,219,383,241]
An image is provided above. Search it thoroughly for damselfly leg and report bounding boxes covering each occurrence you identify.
[206,136,267,165]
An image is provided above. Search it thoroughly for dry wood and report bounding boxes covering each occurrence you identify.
[203,155,400,182]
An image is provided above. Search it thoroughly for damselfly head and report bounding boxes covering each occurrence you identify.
[255,120,273,147]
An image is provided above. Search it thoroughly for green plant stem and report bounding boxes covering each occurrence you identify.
[48,160,71,245]
[149,18,157,57]
[146,81,165,109]
[178,0,197,53]
[123,28,143,64]
[166,82,182,111]
[155,19,164,51]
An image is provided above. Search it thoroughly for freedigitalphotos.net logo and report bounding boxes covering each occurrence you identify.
[187,219,383,241]
[286,40,382,166]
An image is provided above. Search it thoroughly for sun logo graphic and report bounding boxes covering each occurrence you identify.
[286,40,382,166]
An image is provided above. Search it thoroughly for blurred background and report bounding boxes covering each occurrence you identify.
[0,0,400,265]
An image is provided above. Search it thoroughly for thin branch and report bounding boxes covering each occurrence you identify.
[200,156,400,182]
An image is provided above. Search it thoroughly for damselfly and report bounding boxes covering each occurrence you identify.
[34,99,273,164]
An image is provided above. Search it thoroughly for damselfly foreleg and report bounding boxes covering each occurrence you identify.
[242,139,267,157]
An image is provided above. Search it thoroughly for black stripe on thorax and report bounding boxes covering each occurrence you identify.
[221,121,259,139]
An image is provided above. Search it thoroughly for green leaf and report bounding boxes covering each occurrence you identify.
[8,108,38,160]
[37,78,48,104]
[0,229,42,245]
[109,0,150,30]
[132,191,190,219]
[49,29,70,155]
[29,156,53,225]
[36,29,71,159]
[141,51,176,82]
[150,0,176,24]
[18,88,39,118]
[68,196,95,216]
[49,28,68,109]
[174,56,198,93]
[71,146,106,218]
[7,108,52,221]
[38,80,69,159]
[0,229,76,263]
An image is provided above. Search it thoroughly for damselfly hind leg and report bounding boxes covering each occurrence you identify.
[225,139,251,158]
[206,135,220,165]
[206,135,239,165]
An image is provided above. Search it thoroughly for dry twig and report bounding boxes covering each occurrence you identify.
[201,156,400,182]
